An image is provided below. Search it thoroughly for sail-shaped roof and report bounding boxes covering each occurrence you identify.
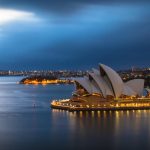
[89,69,114,97]
[73,64,145,98]
[100,64,123,98]
[122,85,137,96]
[74,76,100,94]
[125,79,144,96]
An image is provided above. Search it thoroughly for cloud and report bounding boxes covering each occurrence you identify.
[1,0,150,15]
[0,1,150,70]
[0,9,41,25]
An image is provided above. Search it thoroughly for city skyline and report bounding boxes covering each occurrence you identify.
[0,0,150,70]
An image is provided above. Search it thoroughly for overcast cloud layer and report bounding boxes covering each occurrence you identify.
[0,0,150,70]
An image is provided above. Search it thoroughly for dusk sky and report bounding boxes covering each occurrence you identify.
[0,0,150,70]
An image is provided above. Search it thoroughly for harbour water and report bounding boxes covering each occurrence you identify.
[0,77,150,150]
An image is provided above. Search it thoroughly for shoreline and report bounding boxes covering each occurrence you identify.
[20,77,73,85]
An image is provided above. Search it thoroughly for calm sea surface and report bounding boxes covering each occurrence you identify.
[0,77,150,150]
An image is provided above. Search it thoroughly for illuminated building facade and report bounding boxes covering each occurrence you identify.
[74,64,144,99]
[51,64,150,111]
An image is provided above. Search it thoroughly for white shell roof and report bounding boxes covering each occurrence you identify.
[74,76,100,94]
[89,69,114,97]
[73,64,145,98]
[125,79,144,96]
[122,85,137,96]
[100,64,124,98]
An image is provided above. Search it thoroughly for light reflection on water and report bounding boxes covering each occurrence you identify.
[51,109,150,150]
[0,77,150,150]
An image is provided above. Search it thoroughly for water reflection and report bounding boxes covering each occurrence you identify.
[0,77,150,150]
[51,109,150,150]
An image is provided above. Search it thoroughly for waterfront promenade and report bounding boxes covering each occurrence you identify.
[51,98,150,111]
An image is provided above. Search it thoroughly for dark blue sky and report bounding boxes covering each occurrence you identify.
[0,0,150,70]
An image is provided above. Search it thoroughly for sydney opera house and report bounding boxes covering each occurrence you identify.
[51,64,150,111]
